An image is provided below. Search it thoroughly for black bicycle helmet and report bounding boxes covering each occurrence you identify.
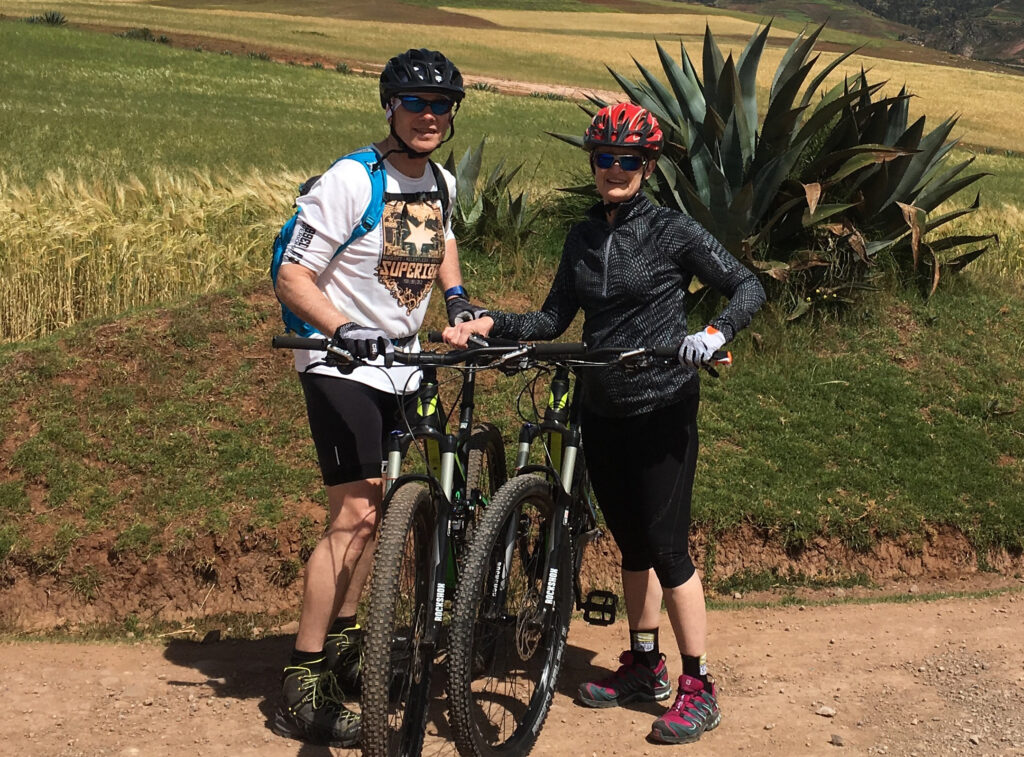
[379,49,465,108]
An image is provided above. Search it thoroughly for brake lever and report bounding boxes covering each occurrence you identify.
[495,346,531,375]
[324,343,357,373]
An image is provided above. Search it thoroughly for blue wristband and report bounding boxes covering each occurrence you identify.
[444,285,467,300]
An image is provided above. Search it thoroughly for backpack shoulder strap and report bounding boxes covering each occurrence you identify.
[338,146,386,247]
[426,159,451,229]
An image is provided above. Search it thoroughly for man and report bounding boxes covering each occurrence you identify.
[271,48,484,746]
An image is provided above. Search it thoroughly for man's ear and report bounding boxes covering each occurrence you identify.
[644,159,658,180]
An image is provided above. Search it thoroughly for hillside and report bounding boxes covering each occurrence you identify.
[854,0,1024,66]
[2,278,1023,634]
[717,0,1024,67]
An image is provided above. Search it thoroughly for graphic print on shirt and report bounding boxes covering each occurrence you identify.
[376,199,445,314]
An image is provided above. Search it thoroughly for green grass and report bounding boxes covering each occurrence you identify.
[698,281,1024,553]
[0,268,1021,586]
[712,567,874,595]
[1,8,1023,626]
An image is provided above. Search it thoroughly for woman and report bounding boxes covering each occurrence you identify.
[444,103,765,745]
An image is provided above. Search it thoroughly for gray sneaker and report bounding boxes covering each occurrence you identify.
[578,651,671,708]
[270,661,360,747]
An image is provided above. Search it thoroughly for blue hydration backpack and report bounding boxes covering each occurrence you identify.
[269,146,450,336]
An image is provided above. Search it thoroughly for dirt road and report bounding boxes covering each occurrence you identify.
[3,587,1023,757]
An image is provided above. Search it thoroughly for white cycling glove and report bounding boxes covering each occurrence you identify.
[678,326,727,369]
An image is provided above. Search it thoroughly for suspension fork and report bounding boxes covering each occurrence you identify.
[538,426,580,615]
[449,366,477,547]
[538,373,584,618]
[426,432,457,644]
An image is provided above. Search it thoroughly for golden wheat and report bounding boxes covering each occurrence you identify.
[948,201,1024,282]
[0,169,297,342]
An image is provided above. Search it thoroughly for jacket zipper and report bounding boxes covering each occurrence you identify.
[601,233,613,297]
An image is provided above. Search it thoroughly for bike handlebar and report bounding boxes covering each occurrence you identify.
[271,335,731,371]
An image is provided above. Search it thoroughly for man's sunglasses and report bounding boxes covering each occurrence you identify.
[593,153,647,172]
[397,95,455,115]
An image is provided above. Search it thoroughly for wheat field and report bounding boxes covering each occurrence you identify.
[0,170,296,341]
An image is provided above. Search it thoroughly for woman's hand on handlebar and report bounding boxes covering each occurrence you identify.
[442,316,495,348]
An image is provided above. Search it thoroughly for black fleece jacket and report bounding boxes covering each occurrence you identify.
[489,192,765,417]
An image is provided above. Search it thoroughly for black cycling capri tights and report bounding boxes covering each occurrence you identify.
[581,393,700,589]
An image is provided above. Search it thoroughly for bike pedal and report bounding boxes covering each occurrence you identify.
[582,590,617,626]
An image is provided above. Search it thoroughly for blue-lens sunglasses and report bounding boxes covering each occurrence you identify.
[593,152,646,172]
[398,95,455,115]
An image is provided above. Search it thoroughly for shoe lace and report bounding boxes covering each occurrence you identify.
[318,669,347,707]
[329,628,364,668]
[593,651,644,688]
[669,688,696,714]
[669,681,712,721]
[288,666,331,710]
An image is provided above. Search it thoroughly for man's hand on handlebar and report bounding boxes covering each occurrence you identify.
[329,323,394,365]
[442,316,495,349]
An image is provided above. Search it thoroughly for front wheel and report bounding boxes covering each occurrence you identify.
[361,482,436,757]
[447,474,572,757]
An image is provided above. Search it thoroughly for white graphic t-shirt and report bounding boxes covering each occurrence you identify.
[281,148,456,393]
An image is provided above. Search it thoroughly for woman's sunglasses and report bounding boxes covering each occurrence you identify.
[397,95,455,115]
[593,153,647,172]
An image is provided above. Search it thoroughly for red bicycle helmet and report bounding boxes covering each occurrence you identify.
[583,103,664,156]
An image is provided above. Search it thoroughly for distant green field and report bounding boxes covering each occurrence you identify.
[0,21,585,185]
[6,0,1024,151]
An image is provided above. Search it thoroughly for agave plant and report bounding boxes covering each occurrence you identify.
[443,139,539,255]
[26,10,67,25]
[556,23,995,315]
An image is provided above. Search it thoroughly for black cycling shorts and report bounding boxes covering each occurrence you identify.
[299,373,412,487]
[581,393,700,589]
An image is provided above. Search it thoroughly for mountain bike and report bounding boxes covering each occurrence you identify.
[272,333,522,757]
[445,341,730,757]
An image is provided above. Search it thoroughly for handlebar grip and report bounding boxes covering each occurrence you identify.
[427,330,443,343]
[272,335,329,350]
[652,346,731,364]
[653,345,678,359]
[532,342,587,356]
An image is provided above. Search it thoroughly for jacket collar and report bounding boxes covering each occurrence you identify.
[586,191,653,227]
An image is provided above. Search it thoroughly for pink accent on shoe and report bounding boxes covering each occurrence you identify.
[649,674,721,744]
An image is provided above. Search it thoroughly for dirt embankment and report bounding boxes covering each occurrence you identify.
[3,508,1022,634]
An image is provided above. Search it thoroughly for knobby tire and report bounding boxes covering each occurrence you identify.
[447,474,572,757]
[361,483,436,757]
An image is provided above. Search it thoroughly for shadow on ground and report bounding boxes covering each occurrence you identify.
[161,634,346,756]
